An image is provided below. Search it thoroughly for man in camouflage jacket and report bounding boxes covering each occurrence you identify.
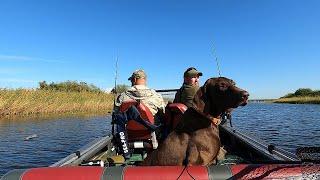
[114,69,165,115]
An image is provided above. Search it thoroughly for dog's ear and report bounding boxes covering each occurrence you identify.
[192,78,218,113]
[192,86,205,112]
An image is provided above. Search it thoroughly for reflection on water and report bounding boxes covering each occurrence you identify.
[1,103,320,176]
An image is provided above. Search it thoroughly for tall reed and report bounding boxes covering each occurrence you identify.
[0,89,114,118]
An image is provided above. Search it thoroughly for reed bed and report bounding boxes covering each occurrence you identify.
[273,96,320,104]
[0,89,114,118]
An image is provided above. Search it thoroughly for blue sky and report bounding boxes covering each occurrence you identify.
[0,0,319,99]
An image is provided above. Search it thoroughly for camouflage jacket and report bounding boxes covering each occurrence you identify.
[115,85,165,116]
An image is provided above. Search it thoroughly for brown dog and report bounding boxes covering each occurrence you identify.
[142,77,249,166]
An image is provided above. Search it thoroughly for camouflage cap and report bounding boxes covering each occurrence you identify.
[183,67,203,78]
[128,69,147,80]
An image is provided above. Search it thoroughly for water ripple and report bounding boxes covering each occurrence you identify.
[1,104,320,176]
[0,115,112,176]
[232,103,320,152]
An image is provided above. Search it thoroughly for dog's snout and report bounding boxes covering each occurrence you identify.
[238,91,249,106]
[241,91,249,99]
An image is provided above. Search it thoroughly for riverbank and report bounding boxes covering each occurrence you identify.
[273,96,320,104]
[0,89,114,119]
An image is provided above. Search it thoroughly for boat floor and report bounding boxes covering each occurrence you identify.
[89,148,247,166]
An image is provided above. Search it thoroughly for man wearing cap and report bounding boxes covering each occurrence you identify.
[112,69,165,158]
[114,69,165,115]
[173,67,203,107]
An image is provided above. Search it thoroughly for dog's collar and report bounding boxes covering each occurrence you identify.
[203,113,220,126]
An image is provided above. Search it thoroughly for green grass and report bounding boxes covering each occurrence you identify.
[273,96,320,104]
[0,89,114,118]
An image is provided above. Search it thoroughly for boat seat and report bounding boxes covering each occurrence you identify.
[119,100,158,149]
[164,103,187,134]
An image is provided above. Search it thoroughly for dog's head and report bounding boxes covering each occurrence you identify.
[192,77,249,117]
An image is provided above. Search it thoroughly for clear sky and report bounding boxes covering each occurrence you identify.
[1,0,319,99]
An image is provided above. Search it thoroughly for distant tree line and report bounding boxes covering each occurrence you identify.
[281,88,320,98]
[38,81,103,93]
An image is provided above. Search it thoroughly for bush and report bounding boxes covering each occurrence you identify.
[314,90,320,96]
[38,81,102,93]
[111,84,130,94]
[281,88,320,98]
[282,93,294,98]
[294,88,313,96]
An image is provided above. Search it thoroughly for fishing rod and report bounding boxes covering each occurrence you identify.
[156,44,222,92]
[212,43,222,77]
[111,55,119,136]
[156,44,222,94]
[114,55,118,100]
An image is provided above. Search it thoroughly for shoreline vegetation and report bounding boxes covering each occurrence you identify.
[273,96,320,104]
[1,83,319,119]
[273,88,320,104]
[0,89,114,119]
[0,81,115,119]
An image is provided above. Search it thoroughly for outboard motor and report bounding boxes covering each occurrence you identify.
[112,100,160,160]
[112,112,131,159]
[114,129,131,159]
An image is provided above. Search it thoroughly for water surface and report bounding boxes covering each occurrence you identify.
[232,103,320,152]
[0,115,111,176]
[1,103,320,176]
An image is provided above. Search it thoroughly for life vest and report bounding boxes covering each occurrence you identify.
[119,100,155,141]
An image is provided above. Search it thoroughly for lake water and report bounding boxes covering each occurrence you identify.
[1,103,320,176]
[232,103,320,152]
